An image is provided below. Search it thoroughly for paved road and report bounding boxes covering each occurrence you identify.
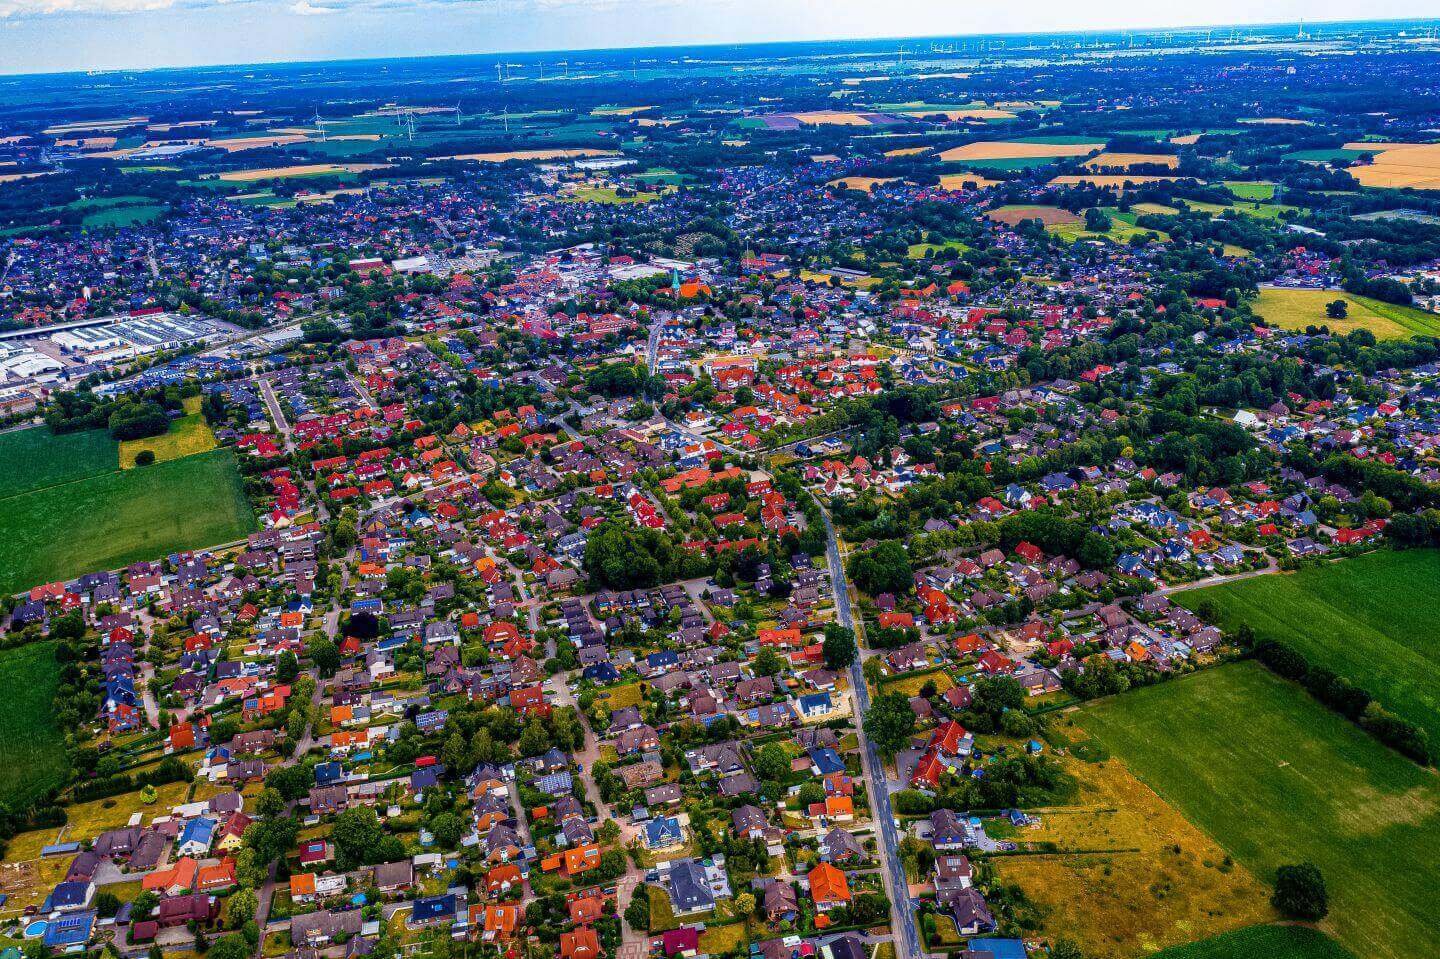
[819,505,923,959]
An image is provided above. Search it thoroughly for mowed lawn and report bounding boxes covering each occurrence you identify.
[1076,663,1440,959]
[0,449,255,594]
[1178,550,1440,745]
[1252,287,1440,339]
[1151,925,1355,959]
[0,426,117,497]
[0,643,70,809]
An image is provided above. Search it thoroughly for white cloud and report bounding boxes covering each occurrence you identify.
[290,0,338,13]
[0,0,179,16]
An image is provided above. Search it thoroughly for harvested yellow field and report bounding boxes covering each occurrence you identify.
[1133,202,1181,215]
[592,105,655,116]
[885,147,931,158]
[992,736,1273,958]
[44,116,146,135]
[1239,117,1313,126]
[1082,152,1179,170]
[790,111,873,126]
[206,134,310,153]
[217,163,388,182]
[330,134,384,142]
[1050,174,1178,189]
[938,140,1102,162]
[828,176,898,193]
[939,173,1001,191]
[914,72,972,81]
[1170,133,1203,145]
[54,136,117,150]
[442,148,619,163]
[1346,143,1440,191]
[0,171,54,184]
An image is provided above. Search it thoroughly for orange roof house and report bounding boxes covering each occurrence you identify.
[561,928,601,959]
[807,862,851,909]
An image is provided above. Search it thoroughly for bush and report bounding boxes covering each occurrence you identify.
[135,450,156,466]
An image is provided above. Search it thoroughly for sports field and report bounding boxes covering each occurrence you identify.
[1178,550,1440,744]
[1151,925,1355,959]
[1076,663,1440,959]
[1251,288,1440,339]
[0,448,254,594]
[0,643,70,809]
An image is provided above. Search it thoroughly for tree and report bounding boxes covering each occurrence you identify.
[623,888,651,932]
[207,933,250,959]
[429,812,464,849]
[848,541,913,596]
[864,691,916,758]
[1325,299,1349,319]
[1272,862,1328,920]
[753,647,785,677]
[823,624,858,671]
[226,889,258,929]
[330,806,388,869]
[275,650,300,684]
[135,450,156,466]
[309,637,341,677]
[734,892,756,918]
[753,743,790,783]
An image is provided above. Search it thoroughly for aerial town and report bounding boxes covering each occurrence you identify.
[1,19,1439,959]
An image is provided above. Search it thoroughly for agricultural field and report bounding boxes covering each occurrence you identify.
[993,732,1271,958]
[1049,174,1177,189]
[119,396,218,467]
[828,176,898,193]
[441,148,619,163]
[1076,662,1440,959]
[985,205,1080,227]
[215,162,388,182]
[559,185,662,204]
[937,140,1102,163]
[0,643,70,810]
[0,448,254,595]
[0,426,118,497]
[906,238,970,259]
[59,195,168,228]
[1251,288,1440,339]
[1151,925,1355,959]
[937,172,1000,191]
[1342,143,1440,191]
[1048,208,1169,245]
[1082,152,1179,169]
[1178,550,1440,744]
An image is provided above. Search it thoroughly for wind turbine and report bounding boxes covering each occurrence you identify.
[313,108,327,141]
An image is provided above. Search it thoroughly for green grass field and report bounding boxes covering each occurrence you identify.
[1077,663,1440,959]
[1178,550,1440,745]
[1049,208,1169,245]
[1252,288,1440,339]
[0,448,254,594]
[0,643,70,809]
[1223,180,1276,201]
[0,427,117,497]
[1152,925,1355,959]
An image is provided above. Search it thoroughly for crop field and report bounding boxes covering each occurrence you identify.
[0,427,118,497]
[1344,143,1440,191]
[1178,550,1440,744]
[1076,662,1440,959]
[937,140,1102,162]
[986,204,1081,227]
[1082,152,1179,169]
[1251,287,1440,339]
[993,735,1271,957]
[938,172,1000,191]
[1049,174,1177,189]
[1151,926,1355,959]
[0,448,254,594]
[216,162,388,182]
[441,148,619,163]
[119,396,218,467]
[828,176,898,193]
[0,643,69,810]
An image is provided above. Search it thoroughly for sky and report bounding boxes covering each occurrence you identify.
[0,0,1437,76]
